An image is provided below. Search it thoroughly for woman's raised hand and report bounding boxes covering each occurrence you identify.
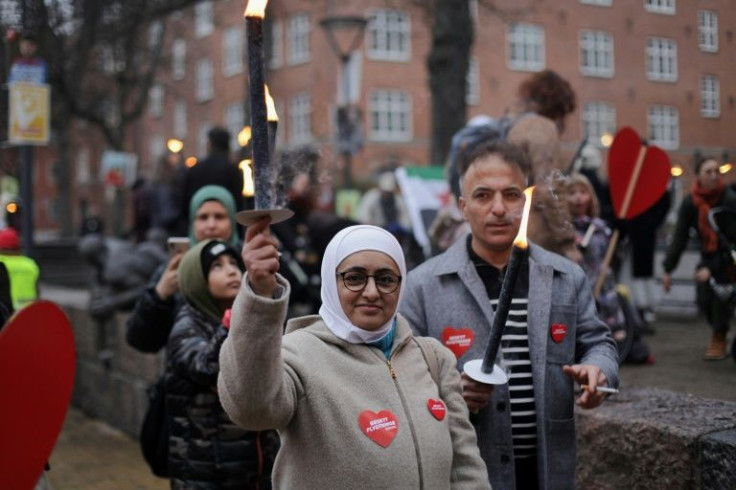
[243,217,280,298]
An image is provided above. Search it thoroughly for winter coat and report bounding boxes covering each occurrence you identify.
[218,275,491,490]
[399,237,620,490]
[166,303,279,489]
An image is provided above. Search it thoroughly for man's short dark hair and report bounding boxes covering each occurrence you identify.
[458,140,532,182]
[208,127,231,153]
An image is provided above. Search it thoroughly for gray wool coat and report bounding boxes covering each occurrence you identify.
[399,237,619,490]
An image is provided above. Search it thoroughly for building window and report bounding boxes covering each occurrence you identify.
[77,148,91,185]
[149,21,163,49]
[369,89,412,142]
[148,83,164,117]
[288,13,310,65]
[646,37,677,82]
[367,9,411,62]
[196,59,214,102]
[507,23,545,72]
[469,0,478,24]
[700,75,720,118]
[647,105,679,150]
[579,30,613,78]
[172,39,186,81]
[582,102,616,147]
[223,27,243,77]
[225,102,245,149]
[580,0,612,5]
[645,0,675,15]
[289,93,312,145]
[466,58,480,106]
[194,1,214,38]
[698,10,718,53]
[150,135,165,165]
[198,123,212,157]
[268,20,283,69]
[174,99,188,138]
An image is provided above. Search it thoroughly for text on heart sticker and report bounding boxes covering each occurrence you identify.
[550,323,567,343]
[441,327,475,358]
[358,410,399,448]
[427,399,446,421]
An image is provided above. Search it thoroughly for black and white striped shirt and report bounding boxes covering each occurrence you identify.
[470,242,537,460]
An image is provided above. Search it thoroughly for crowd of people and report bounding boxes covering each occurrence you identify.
[73,68,732,490]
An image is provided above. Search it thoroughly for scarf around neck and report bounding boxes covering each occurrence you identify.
[319,225,407,344]
[691,180,725,253]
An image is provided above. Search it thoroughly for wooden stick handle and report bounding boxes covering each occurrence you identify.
[619,145,647,218]
[593,228,620,299]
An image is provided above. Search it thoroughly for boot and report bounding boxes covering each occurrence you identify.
[704,332,728,360]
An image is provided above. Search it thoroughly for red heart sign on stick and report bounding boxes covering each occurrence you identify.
[608,127,671,220]
[359,410,399,448]
[0,301,76,490]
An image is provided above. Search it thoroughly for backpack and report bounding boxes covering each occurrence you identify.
[139,377,169,478]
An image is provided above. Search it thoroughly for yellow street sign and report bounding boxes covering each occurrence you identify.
[8,83,50,145]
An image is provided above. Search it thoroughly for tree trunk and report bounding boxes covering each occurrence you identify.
[54,106,75,238]
[427,0,473,167]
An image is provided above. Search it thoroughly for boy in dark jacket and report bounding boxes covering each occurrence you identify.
[166,239,278,489]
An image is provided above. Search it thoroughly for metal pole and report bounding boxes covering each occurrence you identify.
[19,145,34,258]
[341,53,352,188]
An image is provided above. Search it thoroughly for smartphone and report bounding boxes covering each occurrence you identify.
[167,237,190,257]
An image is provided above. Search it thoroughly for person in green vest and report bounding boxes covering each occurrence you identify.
[0,227,39,310]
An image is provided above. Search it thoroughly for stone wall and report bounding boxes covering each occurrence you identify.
[58,301,736,488]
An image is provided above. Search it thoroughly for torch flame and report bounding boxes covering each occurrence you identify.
[238,126,252,147]
[513,187,535,249]
[265,85,279,122]
[244,0,268,18]
[240,159,255,197]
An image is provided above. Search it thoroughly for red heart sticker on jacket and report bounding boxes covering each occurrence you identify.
[427,399,446,421]
[441,327,475,358]
[359,410,399,448]
[550,323,567,343]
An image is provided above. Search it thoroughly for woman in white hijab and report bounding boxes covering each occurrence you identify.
[218,220,490,490]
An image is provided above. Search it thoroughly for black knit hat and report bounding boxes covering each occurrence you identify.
[200,240,244,277]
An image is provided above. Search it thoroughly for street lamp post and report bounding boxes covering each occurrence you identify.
[319,15,367,189]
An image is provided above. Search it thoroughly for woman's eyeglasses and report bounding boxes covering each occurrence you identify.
[336,271,402,294]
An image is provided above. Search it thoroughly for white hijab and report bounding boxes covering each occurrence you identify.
[319,225,407,344]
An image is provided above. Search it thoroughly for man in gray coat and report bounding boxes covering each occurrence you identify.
[400,140,619,490]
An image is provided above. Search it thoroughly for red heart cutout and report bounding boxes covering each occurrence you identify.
[0,302,76,490]
[441,327,475,358]
[608,127,671,220]
[550,323,567,343]
[359,410,399,448]
[427,399,446,421]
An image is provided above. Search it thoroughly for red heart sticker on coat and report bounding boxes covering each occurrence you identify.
[427,399,446,421]
[359,410,399,448]
[550,323,567,343]
[441,327,475,358]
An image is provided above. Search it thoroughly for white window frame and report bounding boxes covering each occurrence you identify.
[366,9,411,62]
[698,10,718,53]
[700,75,720,119]
[77,147,91,185]
[268,20,283,69]
[647,105,679,150]
[222,27,243,77]
[225,102,245,149]
[582,102,616,147]
[580,0,612,5]
[149,21,163,50]
[507,23,545,72]
[645,0,675,15]
[172,39,186,81]
[198,123,213,157]
[287,13,310,66]
[646,37,677,82]
[150,135,165,166]
[368,89,412,142]
[174,99,188,138]
[148,83,164,118]
[194,1,214,38]
[289,93,312,145]
[469,0,479,25]
[579,30,614,78]
[466,57,480,106]
[196,59,214,102]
